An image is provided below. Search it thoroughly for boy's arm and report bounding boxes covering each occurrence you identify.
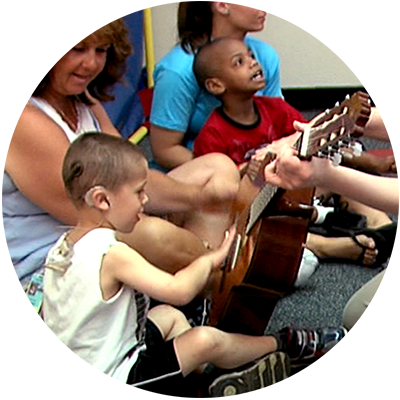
[103,227,235,306]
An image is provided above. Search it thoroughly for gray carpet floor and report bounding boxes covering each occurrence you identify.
[138,110,396,334]
[265,259,384,333]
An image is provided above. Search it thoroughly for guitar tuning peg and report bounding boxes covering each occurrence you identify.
[335,101,340,107]
[342,151,353,159]
[329,152,343,166]
[345,94,350,100]
[350,141,363,157]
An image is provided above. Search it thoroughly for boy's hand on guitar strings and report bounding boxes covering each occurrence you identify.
[209,225,237,270]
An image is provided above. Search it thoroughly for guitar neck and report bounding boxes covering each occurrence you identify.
[247,184,278,235]
[242,92,372,238]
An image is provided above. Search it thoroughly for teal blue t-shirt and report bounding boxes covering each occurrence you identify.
[150,36,282,151]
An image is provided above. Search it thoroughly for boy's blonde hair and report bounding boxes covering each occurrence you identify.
[62,133,146,206]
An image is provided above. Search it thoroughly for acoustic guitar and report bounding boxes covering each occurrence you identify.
[208,91,372,335]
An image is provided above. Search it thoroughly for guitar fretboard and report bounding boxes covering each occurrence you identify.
[246,183,278,235]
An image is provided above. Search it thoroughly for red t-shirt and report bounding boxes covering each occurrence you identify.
[193,96,307,165]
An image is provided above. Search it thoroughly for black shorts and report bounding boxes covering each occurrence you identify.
[127,319,183,394]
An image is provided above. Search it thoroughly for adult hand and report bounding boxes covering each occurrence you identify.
[263,144,330,190]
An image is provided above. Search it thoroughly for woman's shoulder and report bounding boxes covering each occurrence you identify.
[2,99,45,134]
[13,99,68,146]
[155,44,195,74]
[245,36,279,62]
[2,97,54,122]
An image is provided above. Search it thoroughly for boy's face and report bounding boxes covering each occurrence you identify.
[106,160,149,234]
[209,39,266,95]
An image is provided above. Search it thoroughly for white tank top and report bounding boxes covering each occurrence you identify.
[29,97,100,142]
[43,228,149,382]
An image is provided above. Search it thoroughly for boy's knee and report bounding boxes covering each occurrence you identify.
[191,326,224,354]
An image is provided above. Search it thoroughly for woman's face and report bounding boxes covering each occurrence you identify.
[48,35,110,96]
[226,4,267,34]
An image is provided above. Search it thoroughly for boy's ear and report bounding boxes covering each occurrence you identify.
[205,77,226,96]
[85,186,110,211]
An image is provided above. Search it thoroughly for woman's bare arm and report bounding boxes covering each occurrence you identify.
[6,104,79,225]
[150,124,194,170]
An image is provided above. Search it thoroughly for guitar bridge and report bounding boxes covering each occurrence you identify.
[230,234,242,271]
[220,234,242,293]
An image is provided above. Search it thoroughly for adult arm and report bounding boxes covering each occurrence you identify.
[150,124,194,170]
[264,145,399,215]
[364,106,399,142]
[149,62,200,170]
[2,100,120,225]
[6,104,79,225]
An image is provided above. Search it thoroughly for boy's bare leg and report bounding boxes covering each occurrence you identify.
[148,305,278,377]
[148,308,346,382]
[148,305,192,340]
[173,326,278,377]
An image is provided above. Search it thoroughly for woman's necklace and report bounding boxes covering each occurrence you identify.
[48,96,79,132]
[52,99,79,132]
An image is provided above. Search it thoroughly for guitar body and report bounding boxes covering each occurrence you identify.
[208,91,371,335]
[209,163,314,335]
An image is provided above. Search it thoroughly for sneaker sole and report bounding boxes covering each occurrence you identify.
[209,352,290,397]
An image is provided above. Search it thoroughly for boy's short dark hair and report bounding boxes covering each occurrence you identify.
[62,133,146,205]
[193,38,226,90]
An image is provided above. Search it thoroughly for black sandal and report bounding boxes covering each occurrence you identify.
[351,222,397,268]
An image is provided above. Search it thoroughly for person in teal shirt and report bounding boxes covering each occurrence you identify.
[150,2,282,171]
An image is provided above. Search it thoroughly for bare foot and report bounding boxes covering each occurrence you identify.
[376,155,399,174]
[306,233,378,266]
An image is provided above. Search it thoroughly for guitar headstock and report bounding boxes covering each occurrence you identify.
[296,91,371,163]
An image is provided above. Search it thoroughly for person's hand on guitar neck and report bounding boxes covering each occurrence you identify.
[263,142,328,190]
[263,118,327,189]
[236,129,303,179]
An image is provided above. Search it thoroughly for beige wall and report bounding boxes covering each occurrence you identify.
[152,1,399,88]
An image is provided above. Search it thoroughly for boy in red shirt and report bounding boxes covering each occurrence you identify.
[193,37,307,168]
[192,38,394,270]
